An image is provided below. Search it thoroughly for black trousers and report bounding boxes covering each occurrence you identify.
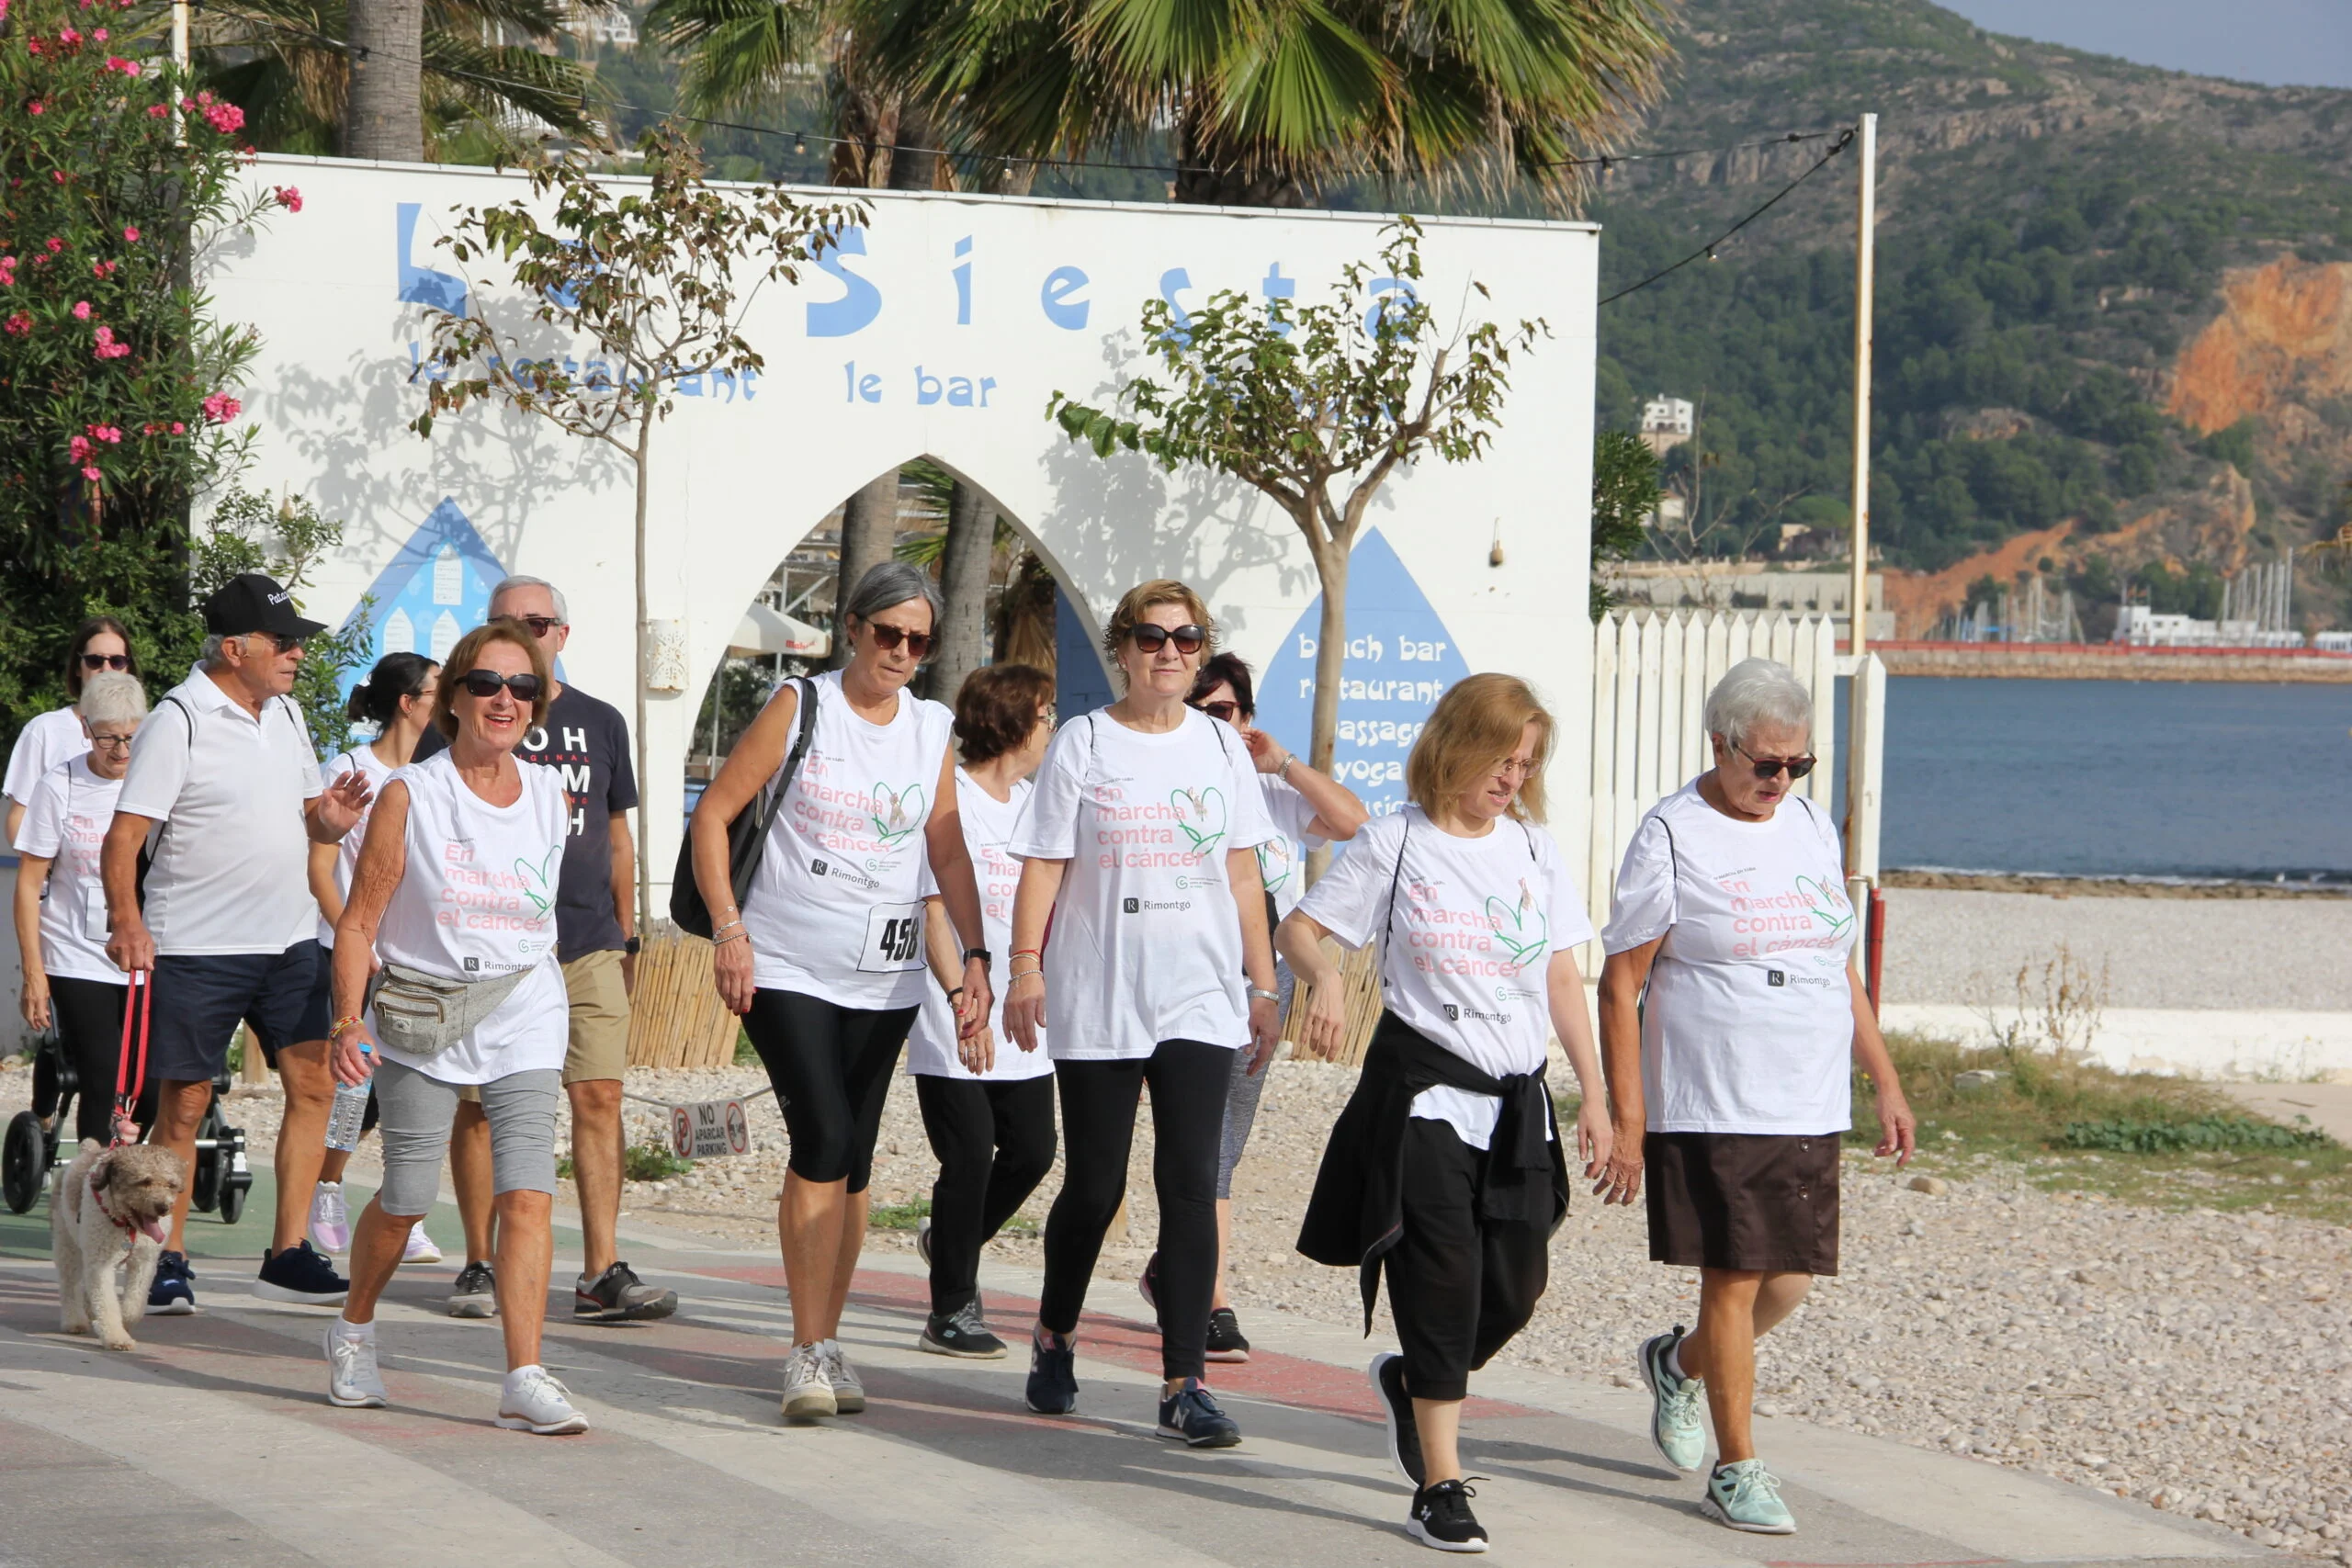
[1041,1039,1231,1381]
[914,1073,1057,1315]
[40,976,157,1145]
[742,988,918,1191]
[1384,1115,1551,1403]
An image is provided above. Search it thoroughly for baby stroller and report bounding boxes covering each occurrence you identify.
[3,1023,251,1223]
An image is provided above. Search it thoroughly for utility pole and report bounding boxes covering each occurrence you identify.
[1847,111,1876,666]
[1844,112,1884,997]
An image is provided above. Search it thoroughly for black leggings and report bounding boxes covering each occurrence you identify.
[1384,1116,1551,1403]
[914,1073,1057,1315]
[1042,1039,1232,1381]
[742,988,917,1190]
[38,976,157,1145]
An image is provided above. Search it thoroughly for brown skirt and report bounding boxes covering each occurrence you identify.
[1645,1131,1840,1275]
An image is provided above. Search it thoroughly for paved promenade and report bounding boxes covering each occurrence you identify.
[0,1189,2265,1568]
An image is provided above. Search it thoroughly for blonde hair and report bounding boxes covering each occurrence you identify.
[432,618,553,739]
[1407,673,1555,824]
[1099,579,1214,682]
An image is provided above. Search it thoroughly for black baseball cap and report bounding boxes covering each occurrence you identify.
[201,572,328,640]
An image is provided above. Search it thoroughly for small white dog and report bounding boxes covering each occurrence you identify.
[52,1139,184,1350]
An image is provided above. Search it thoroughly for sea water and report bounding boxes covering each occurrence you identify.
[1850,677,2352,884]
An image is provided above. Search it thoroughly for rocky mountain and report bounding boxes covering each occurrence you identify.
[1589,0,2352,634]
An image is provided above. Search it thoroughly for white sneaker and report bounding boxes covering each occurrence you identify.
[324,1325,388,1408]
[496,1366,590,1435]
[308,1182,352,1255]
[401,1224,443,1265]
[821,1338,865,1414]
[781,1341,836,1419]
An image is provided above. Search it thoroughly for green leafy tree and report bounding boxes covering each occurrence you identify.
[0,0,284,744]
[410,123,865,929]
[1589,429,1659,618]
[1047,217,1542,784]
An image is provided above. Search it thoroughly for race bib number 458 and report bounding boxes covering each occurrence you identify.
[858,902,925,974]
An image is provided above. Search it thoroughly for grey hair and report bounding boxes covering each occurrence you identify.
[491,575,568,624]
[1704,658,1814,750]
[842,559,943,631]
[77,671,148,726]
[198,634,229,668]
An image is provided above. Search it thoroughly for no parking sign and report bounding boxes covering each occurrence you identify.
[669,1097,752,1160]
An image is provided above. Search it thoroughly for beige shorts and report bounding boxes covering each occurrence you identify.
[458,948,631,1102]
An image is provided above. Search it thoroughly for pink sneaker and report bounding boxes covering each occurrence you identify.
[401,1224,443,1265]
[307,1182,352,1254]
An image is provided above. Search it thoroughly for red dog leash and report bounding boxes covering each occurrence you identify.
[109,970,153,1148]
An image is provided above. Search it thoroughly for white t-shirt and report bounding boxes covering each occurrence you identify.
[367,751,569,1084]
[906,771,1051,1080]
[4,706,89,807]
[13,757,126,983]
[1602,778,1858,1134]
[316,747,396,948]
[1254,773,1327,924]
[115,672,323,956]
[1010,706,1275,1062]
[742,671,956,1010]
[1297,806,1594,1149]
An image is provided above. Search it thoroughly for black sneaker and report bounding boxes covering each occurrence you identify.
[921,1300,1008,1359]
[447,1259,498,1318]
[1157,1377,1242,1449]
[1408,1479,1489,1553]
[1204,1306,1250,1363]
[1026,1328,1079,1414]
[575,1261,679,1323]
[147,1250,196,1315]
[1138,1250,1159,1308]
[916,1215,933,1268]
[255,1240,349,1306]
[1370,1352,1426,1487]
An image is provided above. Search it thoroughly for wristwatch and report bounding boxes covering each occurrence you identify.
[962,946,992,965]
[623,936,641,956]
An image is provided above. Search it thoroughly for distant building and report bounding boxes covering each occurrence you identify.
[2112,604,2303,649]
[1639,395,1695,457]
[2315,631,2352,653]
[562,1,637,47]
[1608,563,1894,640]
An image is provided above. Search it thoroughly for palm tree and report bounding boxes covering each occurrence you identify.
[196,0,611,158]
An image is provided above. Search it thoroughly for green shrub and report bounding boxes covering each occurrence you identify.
[2060,1116,2335,1154]
[867,1198,931,1230]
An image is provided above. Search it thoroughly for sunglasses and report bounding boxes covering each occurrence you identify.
[865,623,935,659]
[458,668,544,702]
[512,615,564,637]
[79,652,130,671]
[241,630,306,653]
[1195,699,1246,723]
[1731,741,1815,782]
[1131,624,1207,656]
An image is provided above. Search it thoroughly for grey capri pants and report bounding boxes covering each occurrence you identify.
[374,1057,561,1216]
[1216,967,1295,1200]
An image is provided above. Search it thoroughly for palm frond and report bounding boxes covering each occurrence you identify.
[643,0,828,116]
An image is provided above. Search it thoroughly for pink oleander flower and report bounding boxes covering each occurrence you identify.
[51,170,65,183]
[146,104,165,118]
[0,257,14,285]
[68,435,91,461]
[94,27,108,39]
[26,38,42,55]
[91,260,113,278]
[93,325,130,358]
[27,100,43,115]
[105,55,136,77]
[274,185,302,213]
[87,423,121,443]
[58,26,80,44]
[2,312,29,335]
[200,391,240,423]
[71,299,90,319]
[170,421,184,434]
[202,101,243,135]
[81,465,100,482]
[45,237,63,253]
[120,226,138,243]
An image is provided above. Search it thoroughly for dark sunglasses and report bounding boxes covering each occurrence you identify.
[865,623,935,659]
[458,668,544,702]
[513,615,564,637]
[1731,741,1815,782]
[1194,699,1247,723]
[79,652,130,671]
[1131,623,1207,655]
[241,629,306,653]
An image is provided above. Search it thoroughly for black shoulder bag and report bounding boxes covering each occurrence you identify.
[670,676,818,939]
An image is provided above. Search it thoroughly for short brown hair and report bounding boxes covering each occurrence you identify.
[432,618,552,739]
[954,663,1055,764]
[1406,672,1555,824]
[1100,579,1214,677]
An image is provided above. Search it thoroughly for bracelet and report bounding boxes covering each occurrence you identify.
[1010,947,1042,963]
[1247,987,1281,1004]
[945,986,966,1001]
[1010,969,1044,987]
[711,919,744,940]
[328,1014,365,1043]
[713,930,748,948]
[1277,754,1295,782]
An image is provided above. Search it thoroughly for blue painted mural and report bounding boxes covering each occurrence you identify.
[1252,529,1472,820]
[335,498,515,716]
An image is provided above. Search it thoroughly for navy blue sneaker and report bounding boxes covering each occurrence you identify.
[256,1239,348,1306]
[147,1250,196,1315]
[1026,1328,1079,1415]
[1157,1377,1241,1449]
[1371,1352,1426,1487]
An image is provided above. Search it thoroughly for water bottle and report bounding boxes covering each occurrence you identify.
[325,1043,374,1152]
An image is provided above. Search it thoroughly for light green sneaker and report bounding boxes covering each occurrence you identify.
[1704,1459,1796,1535]
[1636,1326,1708,1473]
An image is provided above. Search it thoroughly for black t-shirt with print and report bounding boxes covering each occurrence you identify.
[414,683,639,955]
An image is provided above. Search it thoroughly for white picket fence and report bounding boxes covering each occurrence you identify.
[1578,609,1846,971]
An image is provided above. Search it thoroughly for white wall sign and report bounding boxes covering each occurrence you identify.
[214,155,1600,900]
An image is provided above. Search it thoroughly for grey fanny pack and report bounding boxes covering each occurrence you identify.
[368,963,534,1055]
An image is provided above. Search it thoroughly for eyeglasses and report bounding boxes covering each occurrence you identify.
[513,615,563,637]
[458,669,544,702]
[1730,741,1815,782]
[1130,623,1206,656]
[243,630,306,653]
[865,623,935,659]
[79,652,130,672]
[1195,699,1245,723]
[86,732,135,751]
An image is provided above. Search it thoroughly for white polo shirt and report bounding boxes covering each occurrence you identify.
[116,671,323,956]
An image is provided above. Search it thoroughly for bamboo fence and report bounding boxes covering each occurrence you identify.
[626,929,742,1069]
